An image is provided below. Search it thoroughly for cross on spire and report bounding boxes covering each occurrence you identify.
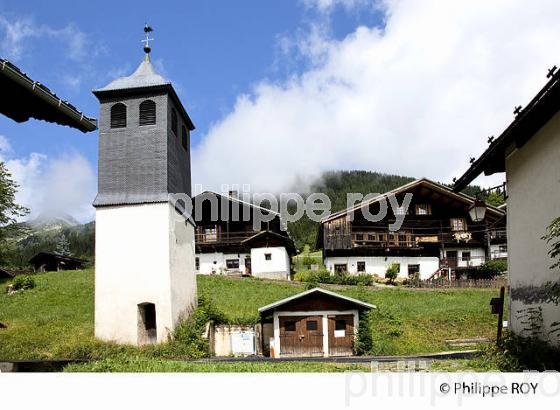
[513,105,523,116]
[547,65,557,79]
[142,24,154,56]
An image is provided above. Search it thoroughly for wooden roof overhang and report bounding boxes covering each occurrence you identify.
[0,59,97,132]
[453,67,560,191]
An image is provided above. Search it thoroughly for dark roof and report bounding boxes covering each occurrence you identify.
[258,287,376,314]
[0,59,97,133]
[92,56,194,130]
[29,252,86,265]
[321,178,505,223]
[242,230,297,255]
[193,191,280,216]
[0,268,14,279]
[453,66,560,191]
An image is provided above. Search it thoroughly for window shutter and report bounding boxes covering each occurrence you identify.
[139,100,156,125]
[181,126,189,150]
[110,103,127,128]
[171,109,178,135]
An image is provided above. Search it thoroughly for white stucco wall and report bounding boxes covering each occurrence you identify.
[505,111,560,346]
[95,202,197,345]
[196,252,250,275]
[442,247,487,268]
[324,256,439,280]
[250,246,291,280]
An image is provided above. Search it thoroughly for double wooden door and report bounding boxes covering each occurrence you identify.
[279,316,324,357]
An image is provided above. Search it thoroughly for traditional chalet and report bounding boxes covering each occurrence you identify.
[316,179,507,280]
[259,288,375,358]
[29,252,86,272]
[454,65,560,347]
[193,191,296,279]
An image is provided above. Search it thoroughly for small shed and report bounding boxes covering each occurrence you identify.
[29,253,86,272]
[259,288,375,358]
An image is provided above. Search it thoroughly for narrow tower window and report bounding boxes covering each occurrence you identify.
[139,100,156,125]
[110,103,127,128]
[171,108,178,135]
[181,125,189,150]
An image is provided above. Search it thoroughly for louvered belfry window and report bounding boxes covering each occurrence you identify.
[110,103,127,128]
[181,126,189,150]
[171,108,178,135]
[139,100,156,125]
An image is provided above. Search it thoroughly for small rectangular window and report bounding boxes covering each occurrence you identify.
[415,204,431,215]
[306,320,318,331]
[462,251,471,261]
[357,261,366,272]
[450,218,467,231]
[226,259,239,269]
[335,319,346,331]
[334,264,347,274]
[264,253,272,261]
[284,321,296,332]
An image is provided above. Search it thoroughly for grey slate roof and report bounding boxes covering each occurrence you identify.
[94,56,170,92]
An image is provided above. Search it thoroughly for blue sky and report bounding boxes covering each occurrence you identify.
[2,1,560,222]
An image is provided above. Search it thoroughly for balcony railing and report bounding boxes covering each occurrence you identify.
[195,230,258,245]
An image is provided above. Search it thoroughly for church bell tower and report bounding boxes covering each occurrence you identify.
[92,26,197,345]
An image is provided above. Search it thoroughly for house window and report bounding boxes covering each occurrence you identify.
[204,227,217,242]
[306,320,318,331]
[355,233,364,241]
[461,251,471,262]
[284,321,296,332]
[450,218,467,231]
[367,233,376,241]
[407,264,420,277]
[357,261,366,272]
[110,103,126,128]
[335,319,346,331]
[181,125,189,150]
[499,245,507,253]
[265,253,272,261]
[415,204,431,215]
[334,264,347,274]
[395,206,408,215]
[139,100,156,125]
[195,257,200,271]
[226,259,239,269]
[171,108,178,135]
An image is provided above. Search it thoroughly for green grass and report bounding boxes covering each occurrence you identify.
[64,356,371,372]
[0,269,503,361]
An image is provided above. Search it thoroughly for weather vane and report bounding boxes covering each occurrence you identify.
[142,24,154,55]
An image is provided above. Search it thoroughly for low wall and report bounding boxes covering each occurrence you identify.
[210,324,261,357]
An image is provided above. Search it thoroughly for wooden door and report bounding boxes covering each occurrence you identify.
[244,257,252,276]
[279,316,323,357]
[328,315,355,356]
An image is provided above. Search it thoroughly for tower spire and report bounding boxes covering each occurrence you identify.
[141,24,154,60]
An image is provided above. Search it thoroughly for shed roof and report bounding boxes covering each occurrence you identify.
[0,59,97,132]
[258,287,376,314]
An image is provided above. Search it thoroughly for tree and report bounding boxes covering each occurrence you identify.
[0,161,29,264]
[543,217,560,270]
[55,233,72,257]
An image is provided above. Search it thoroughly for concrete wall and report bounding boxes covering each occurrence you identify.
[250,246,291,280]
[196,252,250,275]
[324,256,439,280]
[211,325,256,357]
[505,111,560,346]
[95,202,197,345]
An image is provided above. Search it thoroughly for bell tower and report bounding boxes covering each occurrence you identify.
[92,26,197,345]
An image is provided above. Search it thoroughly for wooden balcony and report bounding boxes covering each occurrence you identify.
[195,230,259,245]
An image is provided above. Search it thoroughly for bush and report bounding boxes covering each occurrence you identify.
[473,259,507,279]
[294,269,373,286]
[385,264,399,284]
[11,275,35,291]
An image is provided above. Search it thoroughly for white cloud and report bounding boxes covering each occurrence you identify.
[192,0,560,193]
[0,136,96,223]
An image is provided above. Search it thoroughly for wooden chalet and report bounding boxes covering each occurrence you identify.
[193,191,296,279]
[29,252,86,272]
[259,288,375,358]
[316,179,507,280]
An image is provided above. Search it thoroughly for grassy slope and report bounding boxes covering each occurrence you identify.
[0,270,501,361]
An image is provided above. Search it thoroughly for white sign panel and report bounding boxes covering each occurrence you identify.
[230,331,255,355]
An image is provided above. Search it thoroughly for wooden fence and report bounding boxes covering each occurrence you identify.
[408,277,507,289]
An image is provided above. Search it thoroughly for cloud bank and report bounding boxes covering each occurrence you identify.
[0,136,96,222]
[192,0,560,193]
